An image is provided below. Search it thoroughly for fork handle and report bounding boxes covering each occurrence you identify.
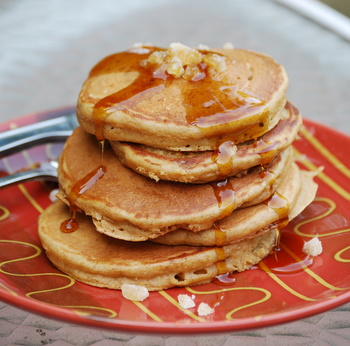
[0,169,58,189]
[0,112,77,157]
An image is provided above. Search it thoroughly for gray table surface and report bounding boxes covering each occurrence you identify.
[0,0,349,345]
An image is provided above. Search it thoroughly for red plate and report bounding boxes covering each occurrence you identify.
[0,108,349,334]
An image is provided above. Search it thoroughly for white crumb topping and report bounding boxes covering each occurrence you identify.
[203,53,227,73]
[177,294,195,309]
[49,189,59,202]
[141,42,227,81]
[197,302,215,316]
[129,42,153,54]
[168,42,203,65]
[302,237,323,257]
[223,42,234,49]
[167,56,185,78]
[121,284,149,301]
[131,41,153,48]
[197,43,210,50]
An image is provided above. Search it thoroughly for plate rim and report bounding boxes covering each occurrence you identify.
[0,108,350,334]
[1,286,349,334]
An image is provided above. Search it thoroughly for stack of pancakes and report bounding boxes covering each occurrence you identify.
[39,43,318,291]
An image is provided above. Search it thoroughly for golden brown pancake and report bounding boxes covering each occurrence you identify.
[110,102,302,183]
[38,43,318,294]
[152,166,318,246]
[77,45,288,150]
[58,127,294,240]
[38,200,278,291]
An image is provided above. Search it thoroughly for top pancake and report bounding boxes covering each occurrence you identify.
[77,43,288,150]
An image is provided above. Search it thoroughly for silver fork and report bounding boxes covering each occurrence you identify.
[0,160,59,188]
[0,111,78,188]
[0,112,78,157]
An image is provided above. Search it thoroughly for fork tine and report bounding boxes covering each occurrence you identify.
[0,161,58,189]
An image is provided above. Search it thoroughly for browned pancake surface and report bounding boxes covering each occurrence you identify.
[110,102,302,183]
[77,46,288,150]
[58,127,294,238]
[38,200,277,290]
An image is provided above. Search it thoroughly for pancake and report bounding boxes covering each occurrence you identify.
[152,165,318,246]
[110,102,302,183]
[58,127,294,240]
[38,200,278,291]
[77,43,288,150]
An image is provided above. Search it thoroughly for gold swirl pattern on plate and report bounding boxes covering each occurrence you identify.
[294,197,350,238]
[0,205,10,221]
[334,247,350,263]
[0,282,18,296]
[0,239,117,318]
[293,147,350,201]
[259,194,350,300]
[186,286,271,320]
[300,126,350,179]
[132,300,164,322]
[159,290,204,322]
[2,156,44,213]
[281,243,350,291]
[259,261,320,302]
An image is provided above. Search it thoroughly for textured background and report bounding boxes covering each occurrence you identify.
[0,0,349,133]
[0,0,349,345]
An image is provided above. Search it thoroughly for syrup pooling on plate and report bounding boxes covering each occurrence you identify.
[265,230,315,274]
[271,256,314,274]
[89,45,269,141]
[213,273,236,285]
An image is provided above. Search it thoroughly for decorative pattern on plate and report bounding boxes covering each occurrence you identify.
[0,109,349,333]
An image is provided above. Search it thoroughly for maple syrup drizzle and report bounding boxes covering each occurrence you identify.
[271,218,290,253]
[215,247,228,275]
[88,46,268,142]
[91,47,167,141]
[214,224,227,246]
[185,85,266,130]
[259,166,277,187]
[253,138,279,165]
[264,191,289,219]
[211,179,236,220]
[60,212,79,233]
[60,165,106,233]
[211,140,235,177]
[99,140,105,162]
